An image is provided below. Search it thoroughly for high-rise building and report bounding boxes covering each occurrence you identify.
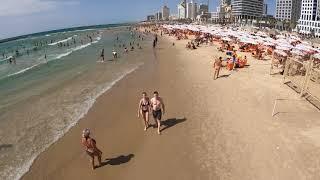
[219,0,232,23]
[198,3,209,15]
[275,0,301,22]
[187,0,198,20]
[298,0,320,37]
[155,12,163,21]
[263,3,268,16]
[178,0,187,19]
[162,5,170,21]
[210,7,221,23]
[232,0,264,23]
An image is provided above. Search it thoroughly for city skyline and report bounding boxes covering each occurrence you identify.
[0,0,276,39]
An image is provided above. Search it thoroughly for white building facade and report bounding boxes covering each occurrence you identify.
[275,0,301,22]
[298,0,320,37]
[178,1,186,19]
[187,0,198,20]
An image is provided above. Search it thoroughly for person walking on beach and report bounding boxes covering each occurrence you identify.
[150,91,165,135]
[138,92,151,131]
[99,49,105,62]
[153,40,156,48]
[81,129,103,170]
[213,57,222,80]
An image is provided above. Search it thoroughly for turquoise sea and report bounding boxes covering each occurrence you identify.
[0,24,152,180]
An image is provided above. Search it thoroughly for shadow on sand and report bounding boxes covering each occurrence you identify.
[160,118,187,133]
[219,74,231,78]
[100,154,134,167]
[0,144,13,151]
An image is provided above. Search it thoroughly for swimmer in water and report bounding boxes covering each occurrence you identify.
[112,49,118,59]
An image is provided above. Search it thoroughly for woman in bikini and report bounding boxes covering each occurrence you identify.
[138,92,151,131]
[81,129,103,169]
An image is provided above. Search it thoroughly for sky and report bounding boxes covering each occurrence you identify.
[0,0,276,39]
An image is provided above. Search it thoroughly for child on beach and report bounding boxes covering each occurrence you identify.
[81,129,103,170]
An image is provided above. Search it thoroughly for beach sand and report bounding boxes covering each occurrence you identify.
[22,34,320,180]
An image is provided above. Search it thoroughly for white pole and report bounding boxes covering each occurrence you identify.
[302,56,314,97]
[270,51,274,75]
[272,99,278,117]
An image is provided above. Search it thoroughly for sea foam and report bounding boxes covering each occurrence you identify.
[48,37,73,46]
[5,36,101,78]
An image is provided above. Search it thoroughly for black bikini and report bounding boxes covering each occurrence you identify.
[141,99,150,113]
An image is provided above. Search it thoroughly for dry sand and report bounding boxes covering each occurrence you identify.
[22,33,320,180]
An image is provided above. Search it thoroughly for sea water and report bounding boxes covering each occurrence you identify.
[0,24,153,180]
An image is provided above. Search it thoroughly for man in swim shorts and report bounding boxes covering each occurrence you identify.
[213,57,222,80]
[150,91,165,135]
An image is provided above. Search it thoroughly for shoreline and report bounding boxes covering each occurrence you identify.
[22,30,320,180]
[0,26,149,180]
[22,36,203,180]
[14,63,145,180]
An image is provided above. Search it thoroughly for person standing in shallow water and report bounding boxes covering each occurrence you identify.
[99,49,105,62]
[138,92,151,131]
[150,91,165,135]
[81,129,103,170]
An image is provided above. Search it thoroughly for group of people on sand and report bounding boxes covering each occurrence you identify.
[213,53,248,80]
[81,91,165,169]
[186,41,198,50]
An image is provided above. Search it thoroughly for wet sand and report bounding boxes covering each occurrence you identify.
[22,34,320,180]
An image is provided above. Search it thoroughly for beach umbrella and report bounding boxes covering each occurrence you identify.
[239,37,257,45]
[276,42,293,49]
[276,46,291,51]
[291,50,306,56]
[263,42,275,46]
[274,49,288,57]
[276,35,286,39]
[222,37,232,42]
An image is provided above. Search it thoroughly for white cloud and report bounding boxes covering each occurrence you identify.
[0,0,78,17]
